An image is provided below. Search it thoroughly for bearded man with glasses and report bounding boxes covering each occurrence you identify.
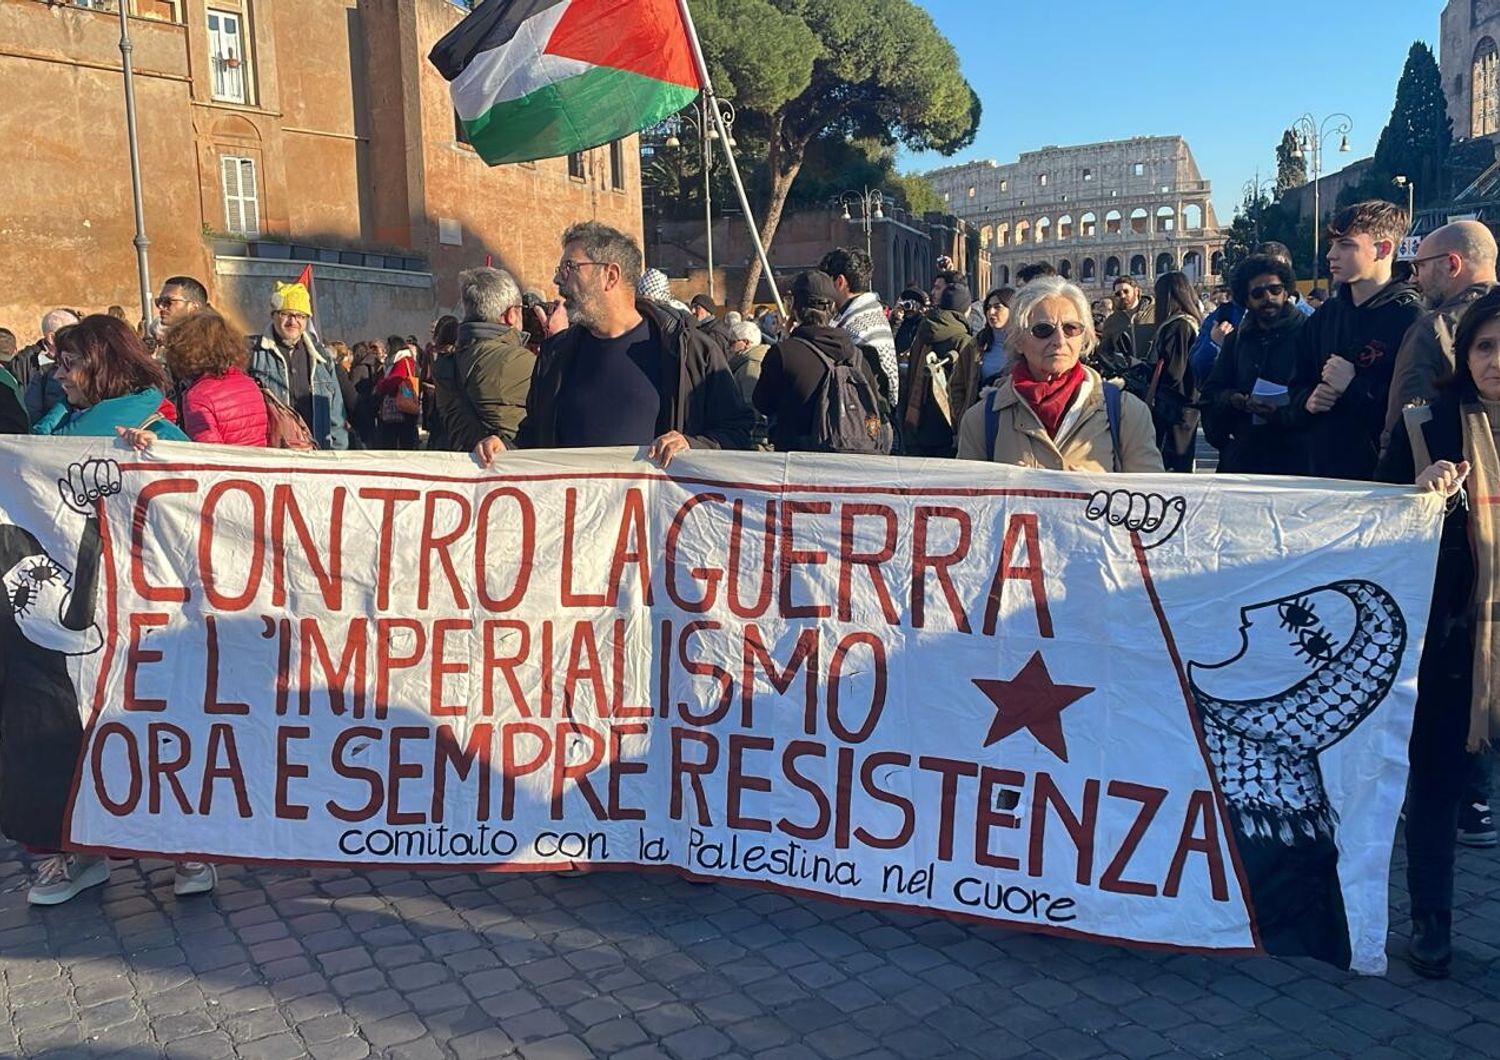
[1382,220,1499,453]
[474,222,752,466]
[1200,254,1308,475]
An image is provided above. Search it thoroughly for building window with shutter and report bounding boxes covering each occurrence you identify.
[567,152,586,180]
[208,9,251,104]
[609,141,625,190]
[221,155,260,237]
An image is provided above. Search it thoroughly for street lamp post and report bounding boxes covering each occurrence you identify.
[118,1,153,325]
[1393,174,1415,225]
[838,187,886,265]
[1294,112,1352,287]
[664,95,736,301]
[1240,176,1276,245]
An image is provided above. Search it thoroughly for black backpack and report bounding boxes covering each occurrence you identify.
[794,337,893,455]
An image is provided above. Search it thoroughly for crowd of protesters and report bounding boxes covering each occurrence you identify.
[2,206,1498,980]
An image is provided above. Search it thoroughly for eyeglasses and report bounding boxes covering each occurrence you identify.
[154,295,192,309]
[1028,321,1086,340]
[1410,253,1452,268]
[1248,283,1286,300]
[272,310,307,322]
[555,259,607,277]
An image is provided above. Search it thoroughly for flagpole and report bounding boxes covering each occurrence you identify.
[674,0,785,318]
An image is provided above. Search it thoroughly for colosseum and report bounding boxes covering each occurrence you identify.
[922,136,1225,295]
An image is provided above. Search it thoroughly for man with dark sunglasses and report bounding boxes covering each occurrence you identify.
[1382,220,1498,453]
[153,276,208,332]
[1201,254,1307,474]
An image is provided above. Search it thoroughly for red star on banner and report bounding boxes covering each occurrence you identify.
[973,652,1094,763]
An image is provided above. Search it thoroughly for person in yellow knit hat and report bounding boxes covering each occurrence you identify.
[246,280,348,449]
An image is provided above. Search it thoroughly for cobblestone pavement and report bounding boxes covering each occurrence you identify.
[1,836,1497,1060]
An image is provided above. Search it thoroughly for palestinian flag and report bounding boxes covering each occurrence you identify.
[430,0,703,166]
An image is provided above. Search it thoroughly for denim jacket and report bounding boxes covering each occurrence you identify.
[247,331,348,450]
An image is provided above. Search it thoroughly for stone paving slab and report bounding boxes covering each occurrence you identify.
[1,838,1496,1059]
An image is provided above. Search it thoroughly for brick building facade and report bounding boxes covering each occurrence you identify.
[0,0,642,342]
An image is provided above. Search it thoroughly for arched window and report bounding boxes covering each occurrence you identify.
[996,264,1010,285]
[1129,254,1147,277]
[1015,220,1031,244]
[1155,252,1174,275]
[1037,216,1052,242]
[1080,212,1097,238]
[1211,251,1226,277]
[996,222,1010,247]
[1130,208,1149,235]
[1080,258,1097,282]
[1474,38,1499,137]
[981,224,993,247]
[1105,210,1122,235]
[1058,214,1074,239]
[1182,250,1203,282]
[1155,206,1175,233]
[1058,259,1072,279]
[1104,256,1121,280]
[1183,203,1204,230]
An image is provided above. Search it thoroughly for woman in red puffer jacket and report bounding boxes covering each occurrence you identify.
[160,310,268,445]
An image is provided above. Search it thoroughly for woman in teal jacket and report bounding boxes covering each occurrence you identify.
[18,315,216,906]
[31,315,188,441]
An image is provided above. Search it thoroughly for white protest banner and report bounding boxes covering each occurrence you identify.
[0,439,1443,973]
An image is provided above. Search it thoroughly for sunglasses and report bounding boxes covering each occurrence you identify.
[1248,283,1286,300]
[1028,321,1086,340]
[154,295,191,309]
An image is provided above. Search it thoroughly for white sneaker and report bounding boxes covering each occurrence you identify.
[173,861,217,897]
[27,854,109,906]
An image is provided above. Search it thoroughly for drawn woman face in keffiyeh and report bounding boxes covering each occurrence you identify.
[0,528,101,656]
[1188,581,1404,752]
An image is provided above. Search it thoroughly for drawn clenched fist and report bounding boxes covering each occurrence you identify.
[1085,489,1186,550]
[58,458,122,515]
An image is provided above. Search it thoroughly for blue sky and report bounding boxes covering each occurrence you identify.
[902,0,1445,222]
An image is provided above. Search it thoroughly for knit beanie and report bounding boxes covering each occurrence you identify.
[271,281,312,316]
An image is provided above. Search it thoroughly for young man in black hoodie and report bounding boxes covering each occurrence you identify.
[753,271,884,453]
[1289,200,1422,480]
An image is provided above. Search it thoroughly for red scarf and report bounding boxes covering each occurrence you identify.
[1011,360,1085,438]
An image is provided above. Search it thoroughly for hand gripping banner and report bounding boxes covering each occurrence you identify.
[0,440,1444,973]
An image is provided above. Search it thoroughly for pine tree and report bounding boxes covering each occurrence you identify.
[1369,42,1453,206]
[1275,129,1306,195]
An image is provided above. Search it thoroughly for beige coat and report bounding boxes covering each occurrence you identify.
[955,365,1164,472]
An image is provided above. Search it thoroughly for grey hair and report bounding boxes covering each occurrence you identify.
[458,267,521,324]
[1003,276,1097,362]
[41,308,80,335]
[562,221,642,286]
[730,321,761,345]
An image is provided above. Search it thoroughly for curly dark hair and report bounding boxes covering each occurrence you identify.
[160,310,248,381]
[1230,254,1297,307]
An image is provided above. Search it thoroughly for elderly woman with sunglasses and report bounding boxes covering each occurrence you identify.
[956,277,1162,472]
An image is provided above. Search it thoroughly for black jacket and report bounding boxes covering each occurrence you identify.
[1289,279,1422,480]
[753,324,880,452]
[517,299,754,451]
[1377,391,1475,648]
[696,314,736,356]
[1201,306,1307,475]
[346,347,384,446]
